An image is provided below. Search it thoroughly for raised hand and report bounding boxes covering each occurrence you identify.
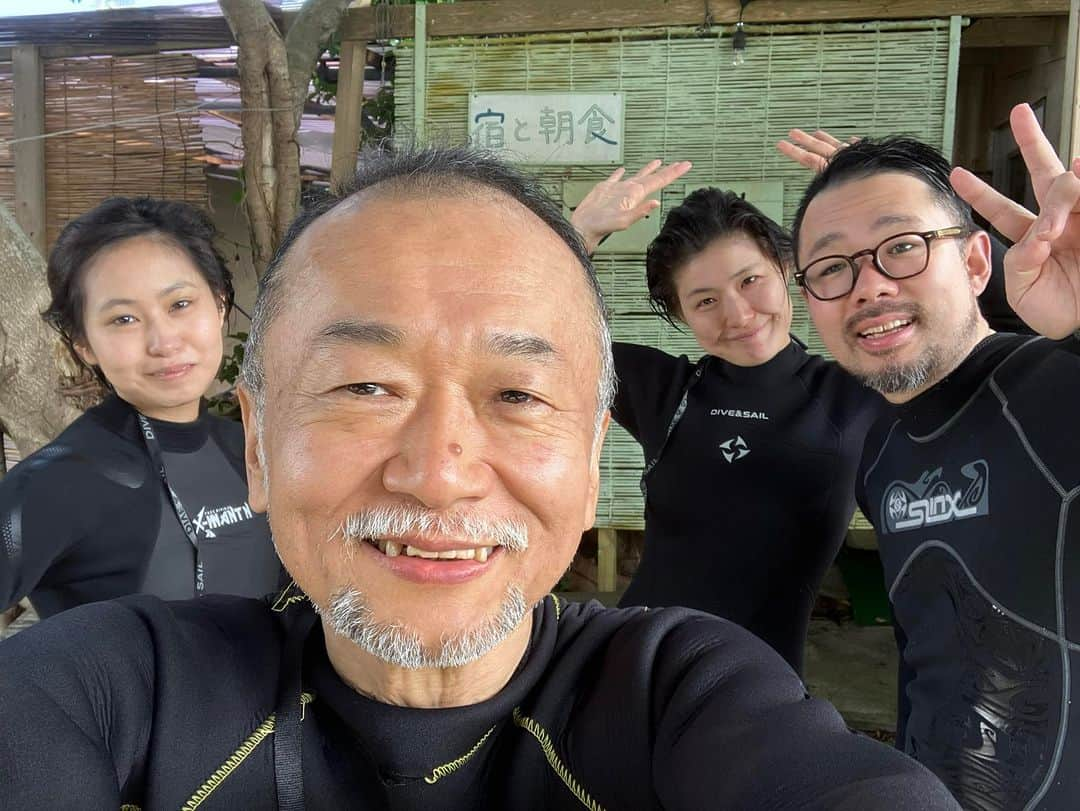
[776,129,859,173]
[570,159,692,254]
[951,103,1080,339]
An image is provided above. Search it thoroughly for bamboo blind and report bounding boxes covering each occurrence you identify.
[394,22,955,529]
[0,63,13,210]
[43,54,207,248]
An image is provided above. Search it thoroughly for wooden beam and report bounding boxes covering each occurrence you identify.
[412,2,427,144]
[1064,0,1080,160]
[942,16,962,161]
[596,528,618,593]
[961,16,1060,47]
[330,39,365,189]
[0,42,240,61]
[12,45,45,257]
[342,0,1069,41]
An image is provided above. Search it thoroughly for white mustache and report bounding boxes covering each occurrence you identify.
[333,504,529,552]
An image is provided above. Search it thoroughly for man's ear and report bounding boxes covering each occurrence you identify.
[965,230,993,297]
[237,385,268,514]
[582,411,611,531]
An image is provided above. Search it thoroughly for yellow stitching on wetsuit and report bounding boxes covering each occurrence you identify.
[180,715,277,810]
[512,707,604,811]
[271,582,307,612]
[120,805,141,810]
[550,593,562,620]
[423,724,497,784]
[179,692,313,809]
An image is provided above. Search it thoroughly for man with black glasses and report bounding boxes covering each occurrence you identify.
[792,104,1080,809]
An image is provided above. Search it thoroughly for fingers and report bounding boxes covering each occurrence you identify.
[629,159,664,181]
[812,129,844,149]
[638,160,692,194]
[629,198,662,223]
[1031,167,1080,241]
[786,128,836,159]
[776,139,827,172]
[1011,103,1066,203]
[950,166,1035,243]
[606,166,626,183]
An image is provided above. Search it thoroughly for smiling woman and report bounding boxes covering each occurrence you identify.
[573,179,889,675]
[0,198,282,624]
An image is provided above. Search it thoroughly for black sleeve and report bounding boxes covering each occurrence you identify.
[646,614,957,810]
[0,456,97,609]
[570,608,956,810]
[610,341,689,450]
[0,600,154,806]
[854,412,899,527]
[894,622,914,748]
[0,595,283,808]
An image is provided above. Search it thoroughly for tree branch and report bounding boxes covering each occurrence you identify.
[285,0,355,102]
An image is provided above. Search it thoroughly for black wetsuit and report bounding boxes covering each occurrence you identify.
[0,587,958,809]
[858,332,1080,809]
[0,395,281,618]
[614,339,884,673]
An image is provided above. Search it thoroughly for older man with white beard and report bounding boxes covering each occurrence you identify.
[0,147,956,810]
[792,105,1080,809]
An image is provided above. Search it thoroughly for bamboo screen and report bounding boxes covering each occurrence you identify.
[42,54,207,247]
[0,64,13,209]
[0,54,206,247]
[394,21,956,528]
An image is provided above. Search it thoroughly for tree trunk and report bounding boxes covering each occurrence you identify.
[0,202,81,458]
[219,0,352,276]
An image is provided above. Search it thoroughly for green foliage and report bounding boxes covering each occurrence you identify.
[207,331,248,420]
[362,86,395,144]
[310,33,342,106]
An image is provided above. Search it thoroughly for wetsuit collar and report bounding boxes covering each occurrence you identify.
[309,599,552,780]
[90,394,211,453]
[896,332,1028,434]
[272,591,559,802]
[710,337,806,386]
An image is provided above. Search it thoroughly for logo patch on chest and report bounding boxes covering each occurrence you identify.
[881,461,989,533]
[710,408,769,420]
[719,435,750,463]
[192,502,256,539]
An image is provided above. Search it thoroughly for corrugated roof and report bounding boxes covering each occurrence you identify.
[0,2,238,48]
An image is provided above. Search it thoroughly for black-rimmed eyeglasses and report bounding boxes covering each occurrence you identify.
[794,227,968,302]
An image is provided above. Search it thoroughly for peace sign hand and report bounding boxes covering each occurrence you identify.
[951,103,1080,339]
[570,159,692,255]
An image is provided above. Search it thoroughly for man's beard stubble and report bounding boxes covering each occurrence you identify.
[848,299,981,396]
[315,504,532,670]
[321,584,529,671]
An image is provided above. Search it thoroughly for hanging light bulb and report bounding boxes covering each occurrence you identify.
[731,20,747,66]
[731,0,753,66]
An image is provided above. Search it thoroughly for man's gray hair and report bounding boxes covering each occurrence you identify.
[241,145,616,437]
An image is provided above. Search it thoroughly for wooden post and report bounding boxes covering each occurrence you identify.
[12,45,46,257]
[1063,0,1080,160]
[330,40,366,189]
[942,16,962,162]
[413,1,427,145]
[596,528,618,593]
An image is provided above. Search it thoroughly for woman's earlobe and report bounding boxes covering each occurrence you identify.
[72,340,97,368]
